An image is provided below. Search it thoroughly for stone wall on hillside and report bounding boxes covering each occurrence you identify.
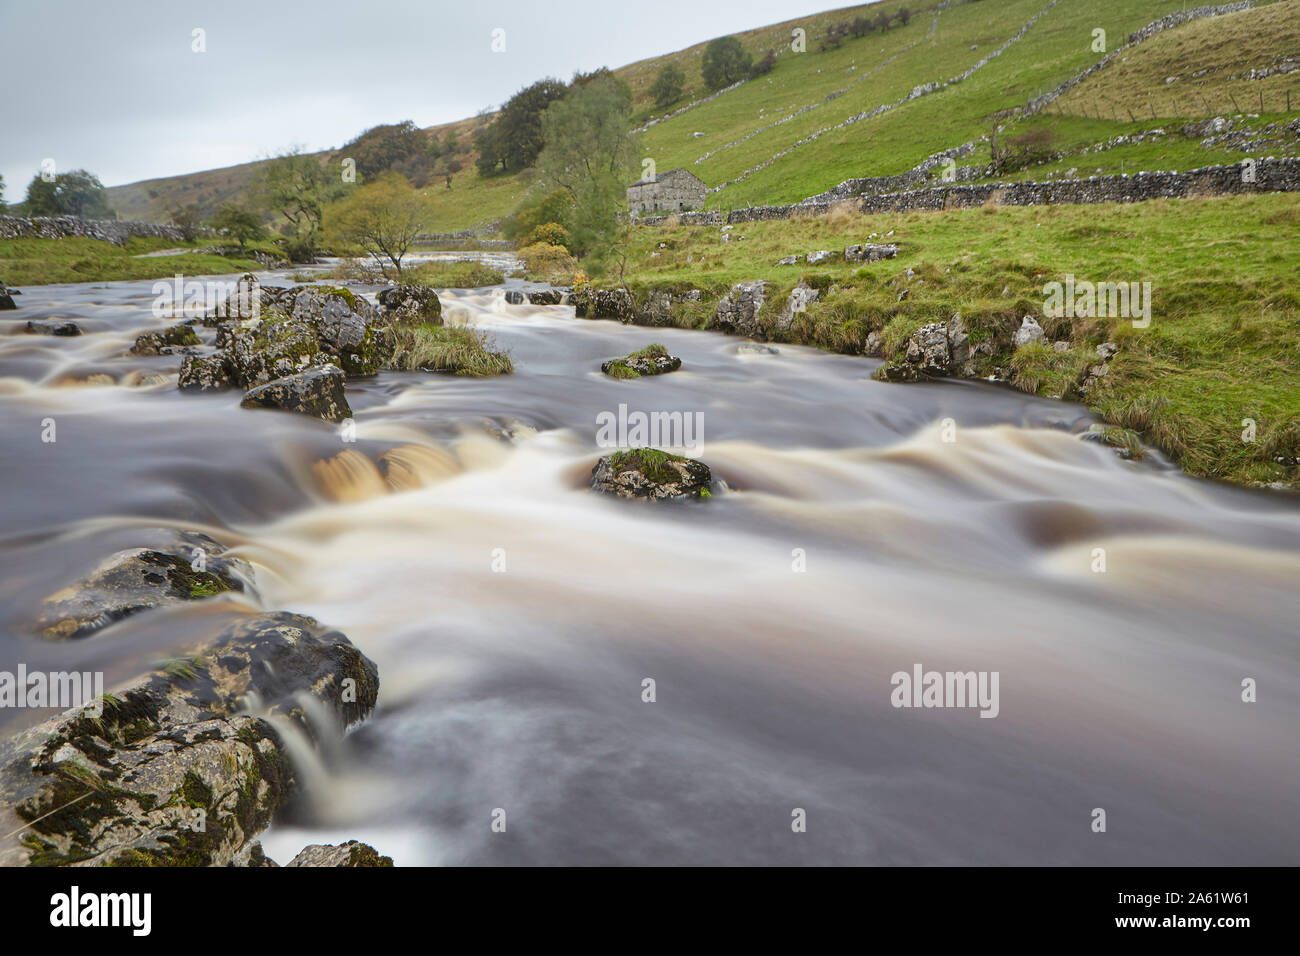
[635,158,1300,227]
[0,215,186,245]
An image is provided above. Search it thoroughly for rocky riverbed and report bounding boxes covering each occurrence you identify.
[1,265,1298,865]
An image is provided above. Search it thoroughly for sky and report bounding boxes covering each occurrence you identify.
[0,0,851,197]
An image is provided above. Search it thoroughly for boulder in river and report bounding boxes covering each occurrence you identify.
[591,449,712,502]
[131,323,200,355]
[376,284,442,325]
[287,841,394,867]
[25,320,81,336]
[240,364,352,423]
[713,280,769,338]
[527,289,564,306]
[178,351,235,391]
[0,281,16,310]
[601,344,682,378]
[0,611,378,867]
[35,530,253,641]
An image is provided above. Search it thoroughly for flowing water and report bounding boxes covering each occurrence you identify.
[2,268,1297,865]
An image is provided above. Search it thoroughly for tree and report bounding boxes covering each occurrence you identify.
[898,7,912,26]
[532,75,639,256]
[702,36,752,90]
[209,204,266,250]
[170,203,204,242]
[324,173,431,279]
[339,120,427,180]
[257,147,342,252]
[0,173,6,209]
[474,78,569,176]
[24,169,115,219]
[873,10,890,31]
[649,63,686,110]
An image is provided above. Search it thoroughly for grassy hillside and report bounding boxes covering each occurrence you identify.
[102,0,1299,230]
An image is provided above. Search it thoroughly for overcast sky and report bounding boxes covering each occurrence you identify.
[0,0,850,197]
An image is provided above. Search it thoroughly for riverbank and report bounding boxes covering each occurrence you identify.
[0,236,269,286]
[575,192,1299,489]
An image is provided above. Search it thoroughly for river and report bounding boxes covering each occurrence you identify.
[1,266,1297,865]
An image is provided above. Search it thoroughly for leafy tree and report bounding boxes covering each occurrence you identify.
[649,63,686,110]
[339,120,427,180]
[24,169,115,219]
[257,147,343,253]
[873,10,891,31]
[474,78,569,176]
[701,36,752,91]
[898,7,912,26]
[170,203,204,242]
[503,188,576,240]
[324,173,431,279]
[209,204,266,250]
[850,15,873,37]
[533,76,638,256]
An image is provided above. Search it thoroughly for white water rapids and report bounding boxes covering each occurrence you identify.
[1,268,1297,865]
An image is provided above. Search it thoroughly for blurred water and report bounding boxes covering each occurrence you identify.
[1,269,1297,865]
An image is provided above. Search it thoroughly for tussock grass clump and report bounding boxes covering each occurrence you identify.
[387,324,513,376]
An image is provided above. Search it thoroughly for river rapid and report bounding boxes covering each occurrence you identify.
[1,266,1297,865]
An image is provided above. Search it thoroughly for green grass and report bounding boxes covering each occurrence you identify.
[607,448,691,484]
[386,323,514,376]
[615,191,1300,487]
[0,236,262,286]
[405,259,506,288]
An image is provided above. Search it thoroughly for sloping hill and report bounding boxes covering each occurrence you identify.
[105,0,1300,228]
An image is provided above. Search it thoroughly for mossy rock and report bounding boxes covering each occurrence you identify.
[591,449,712,501]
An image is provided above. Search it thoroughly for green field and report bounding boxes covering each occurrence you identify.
[0,236,262,286]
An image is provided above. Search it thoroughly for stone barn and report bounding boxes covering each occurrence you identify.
[627,168,707,215]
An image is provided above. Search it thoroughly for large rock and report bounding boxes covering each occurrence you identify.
[0,280,16,311]
[844,243,898,262]
[527,289,564,306]
[178,351,235,391]
[714,281,769,338]
[775,281,820,332]
[1012,316,1046,347]
[35,531,253,641]
[0,611,378,867]
[591,449,712,502]
[574,287,636,323]
[25,320,81,336]
[904,322,952,375]
[376,284,442,325]
[131,323,200,356]
[287,841,394,867]
[601,344,682,378]
[240,364,352,423]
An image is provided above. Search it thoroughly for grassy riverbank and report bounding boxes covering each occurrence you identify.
[0,236,264,286]
[612,192,1300,487]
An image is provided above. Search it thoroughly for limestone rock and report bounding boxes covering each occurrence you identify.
[1012,316,1046,347]
[178,351,235,391]
[35,530,253,641]
[601,344,682,378]
[240,364,351,423]
[591,449,712,502]
[0,611,378,867]
[844,243,898,262]
[776,281,820,332]
[131,323,200,356]
[377,284,442,325]
[286,841,394,867]
[714,281,769,338]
